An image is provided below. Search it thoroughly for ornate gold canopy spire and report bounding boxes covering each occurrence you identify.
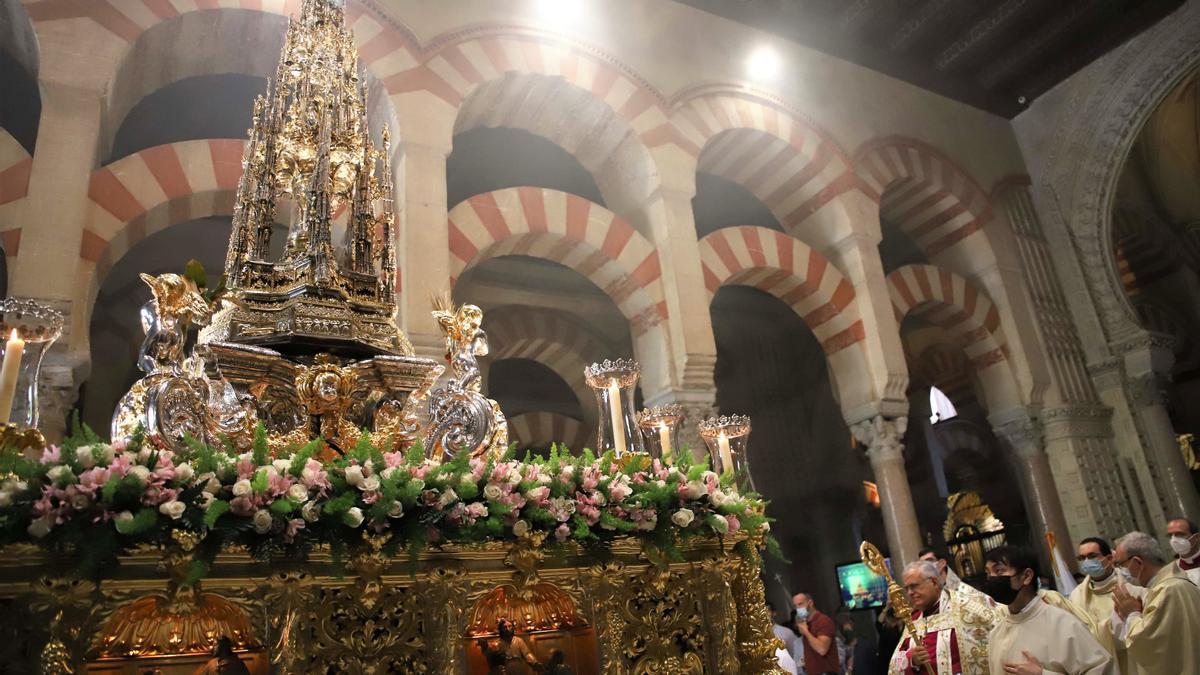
[207,0,407,356]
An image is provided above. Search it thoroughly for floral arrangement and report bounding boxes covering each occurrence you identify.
[0,422,774,582]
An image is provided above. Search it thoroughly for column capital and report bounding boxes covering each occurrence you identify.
[991,412,1044,457]
[851,415,907,462]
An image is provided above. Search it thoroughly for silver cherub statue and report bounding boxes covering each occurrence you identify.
[424,298,508,461]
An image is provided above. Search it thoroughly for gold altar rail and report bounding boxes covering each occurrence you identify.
[0,535,784,674]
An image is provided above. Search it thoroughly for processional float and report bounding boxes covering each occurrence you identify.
[0,1,785,672]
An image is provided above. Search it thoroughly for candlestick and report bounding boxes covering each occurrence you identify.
[717,432,733,474]
[608,379,626,456]
[0,329,25,425]
[585,359,643,458]
[658,422,673,462]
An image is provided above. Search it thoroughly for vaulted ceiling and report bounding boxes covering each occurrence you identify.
[674,0,1185,117]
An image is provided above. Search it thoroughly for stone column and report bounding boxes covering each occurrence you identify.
[852,415,922,564]
[991,411,1075,573]
[1122,335,1200,523]
[397,139,452,362]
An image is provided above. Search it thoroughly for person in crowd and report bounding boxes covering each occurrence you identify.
[794,592,840,675]
[887,560,997,675]
[1069,536,1136,672]
[983,545,1114,675]
[837,617,857,674]
[477,618,540,675]
[768,601,800,673]
[1110,531,1200,674]
[875,603,903,675]
[1165,517,1200,584]
[918,548,962,591]
[192,637,250,675]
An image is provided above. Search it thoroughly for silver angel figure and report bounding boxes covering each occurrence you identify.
[424,300,507,461]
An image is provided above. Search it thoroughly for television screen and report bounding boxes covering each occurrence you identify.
[835,559,891,610]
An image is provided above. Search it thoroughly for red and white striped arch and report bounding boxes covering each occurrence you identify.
[670,92,865,245]
[887,264,1007,374]
[82,138,245,300]
[448,187,666,335]
[486,308,607,393]
[508,412,592,454]
[699,226,863,355]
[389,30,669,141]
[0,129,31,258]
[854,137,994,261]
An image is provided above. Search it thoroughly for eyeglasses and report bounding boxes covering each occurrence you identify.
[903,579,934,593]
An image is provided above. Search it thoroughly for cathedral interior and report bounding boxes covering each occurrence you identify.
[1,0,1200,645]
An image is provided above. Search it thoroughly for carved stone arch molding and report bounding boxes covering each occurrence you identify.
[1024,2,1200,349]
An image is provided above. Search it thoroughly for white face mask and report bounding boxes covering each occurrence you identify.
[1117,565,1141,588]
[1170,535,1194,557]
[796,607,809,621]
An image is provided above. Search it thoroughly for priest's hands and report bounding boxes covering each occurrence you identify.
[1113,584,1144,619]
[1002,651,1043,675]
[908,644,933,668]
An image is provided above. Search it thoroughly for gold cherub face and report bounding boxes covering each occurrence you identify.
[139,273,212,326]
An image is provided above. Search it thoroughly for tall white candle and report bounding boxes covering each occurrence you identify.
[717,432,734,474]
[0,329,25,425]
[607,379,626,456]
[658,422,673,462]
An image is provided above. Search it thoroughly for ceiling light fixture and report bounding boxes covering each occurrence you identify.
[746,45,782,81]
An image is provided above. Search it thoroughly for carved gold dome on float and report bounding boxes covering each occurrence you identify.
[90,592,259,659]
[465,583,587,637]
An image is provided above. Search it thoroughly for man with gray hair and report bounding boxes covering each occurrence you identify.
[886,559,998,674]
[1110,531,1200,674]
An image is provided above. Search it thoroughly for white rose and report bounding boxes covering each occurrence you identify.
[174,462,194,483]
[137,447,153,463]
[708,514,729,534]
[129,466,150,483]
[410,479,425,492]
[506,468,522,485]
[115,511,134,525]
[98,444,116,465]
[253,509,274,534]
[272,458,292,474]
[69,493,90,510]
[199,493,215,509]
[344,465,365,486]
[0,492,10,508]
[637,515,658,531]
[75,446,96,469]
[158,500,186,520]
[27,517,53,539]
[381,466,397,480]
[302,500,322,523]
[287,483,309,503]
[232,479,252,497]
[683,480,706,501]
[301,465,319,483]
[387,500,403,518]
[671,508,695,528]
[512,519,531,538]
[711,490,729,506]
[437,488,458,509]
[360,475,381,492]
[47,466,74,484]
[204,475,221,494]
[483,483,503,501]
[701,471,719,483]
[343,506,364,527]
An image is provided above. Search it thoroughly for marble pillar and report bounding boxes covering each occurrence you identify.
[852,415,922,565]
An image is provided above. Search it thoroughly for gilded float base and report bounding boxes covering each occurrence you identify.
[0,537,784,674]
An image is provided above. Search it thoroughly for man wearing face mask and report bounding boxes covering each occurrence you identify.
[1109,531,1200,675]
[1068,537,1134,673]
[983,545,1114,675]
[1165,517,1200,585]
[793,592,840,675]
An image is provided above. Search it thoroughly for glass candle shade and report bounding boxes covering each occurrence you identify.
[636,404,682,463]
[0,299,64,428]
[584,359,643,458]
[698,414,752,485]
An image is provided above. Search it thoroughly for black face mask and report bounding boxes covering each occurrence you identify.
[983,575,1021,605]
